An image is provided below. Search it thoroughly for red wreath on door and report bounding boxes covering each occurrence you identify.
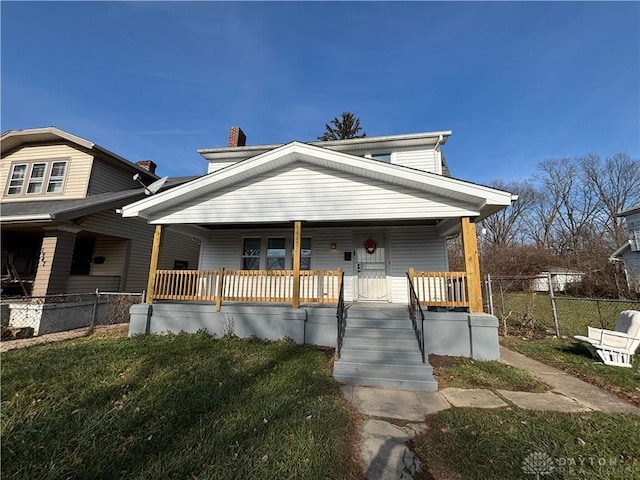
[363,237,377,254]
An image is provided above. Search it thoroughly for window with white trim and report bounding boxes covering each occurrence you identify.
[7,164,27,195]
[27,163,47,194]
[266,238,286,270]
[242,238,261,270]
[5,159,68,196]
[47,161,67,193]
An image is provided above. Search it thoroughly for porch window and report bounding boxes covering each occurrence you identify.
[266,238,286,270]
[7,164,27,195]
[26,163,47,194]
[242,238,261,270]
[46,161,67,193]
[301,237,311,270]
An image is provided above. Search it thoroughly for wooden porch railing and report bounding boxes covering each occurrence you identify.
[407,268,469,309]
[152,268,342,310]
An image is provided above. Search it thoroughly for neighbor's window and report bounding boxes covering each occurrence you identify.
[7,164,27,195]
[174,260,189,269]
[46,161,67,193]
[26,163,47,194]
[266,238,286,270]
[242,238,261,270]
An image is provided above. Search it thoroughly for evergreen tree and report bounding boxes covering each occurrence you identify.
[318,112,366,141]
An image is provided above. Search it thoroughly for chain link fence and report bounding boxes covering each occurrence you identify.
[484,274,640,338]
[1,290,143,341]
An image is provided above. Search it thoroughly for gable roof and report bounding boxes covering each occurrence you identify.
[619,204,640,217]
[122,141,514,223]
[1,127,158,180]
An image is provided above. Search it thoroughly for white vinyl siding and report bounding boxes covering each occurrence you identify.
[152,163,478,224]
[392,148,438,173]
[1,144,92,200]
[208,160,238,173]
[197,226,447,304]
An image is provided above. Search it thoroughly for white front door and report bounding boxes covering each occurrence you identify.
[354,234,388,301]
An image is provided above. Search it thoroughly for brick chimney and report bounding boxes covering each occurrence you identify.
[135,160,157,175]
[228,126,247,147]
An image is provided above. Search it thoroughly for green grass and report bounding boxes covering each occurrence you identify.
[502,336,640,407]
[1,333,360,480]
[495,292,640,337]
[429,354,549,392]
[412,409,640,480]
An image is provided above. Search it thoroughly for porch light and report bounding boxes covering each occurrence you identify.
[330,243,337,250]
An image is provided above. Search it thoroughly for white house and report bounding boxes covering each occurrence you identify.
[611,204,640,294]
[531,267,585,292]
[122,127,515,390]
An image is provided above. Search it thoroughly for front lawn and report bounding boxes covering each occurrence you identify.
[429,354,548,392]
[1,333,360,480]
[501,336,640,407]
[413,409,640,480]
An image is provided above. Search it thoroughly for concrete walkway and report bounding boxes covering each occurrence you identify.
[342,346,639,480]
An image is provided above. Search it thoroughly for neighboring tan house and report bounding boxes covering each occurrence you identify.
[531,267,585,293]
[611,204,640,294]
[123,127,515,391]
[1,127,200,297]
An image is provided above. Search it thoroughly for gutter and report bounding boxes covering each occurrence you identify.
[0,214,54,223]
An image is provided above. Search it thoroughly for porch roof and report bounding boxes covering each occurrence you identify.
[0,190,145,224]
[122,142,514,231]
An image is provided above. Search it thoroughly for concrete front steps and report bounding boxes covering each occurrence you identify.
[333,305,438,391]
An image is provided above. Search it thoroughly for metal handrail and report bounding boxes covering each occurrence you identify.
[336,272,345,358]
[406,272,426,363]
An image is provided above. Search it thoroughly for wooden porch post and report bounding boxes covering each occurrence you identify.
[292,221,302,308]
[146,225,165,304]
[460,217,483,313]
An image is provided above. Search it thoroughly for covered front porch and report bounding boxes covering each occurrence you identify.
[142,217,484,313]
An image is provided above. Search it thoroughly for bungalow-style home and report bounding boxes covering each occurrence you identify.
[1,127,200,334]
[531,267,585,293]
[611,204,640,294]
[123,127,515,390]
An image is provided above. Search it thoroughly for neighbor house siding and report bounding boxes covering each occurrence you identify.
[77,211,199,292]
[1,144,92,200]
[392,148,438,173]
[86,157,141,195]
[90,236,130,277]
[152,163,478,224]
[159,229,200,270]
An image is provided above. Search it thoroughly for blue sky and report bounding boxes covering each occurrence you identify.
[2,1,638,184]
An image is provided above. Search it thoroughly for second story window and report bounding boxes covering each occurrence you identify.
[5,159,68,196]
[27,163,47,194]
[47,161,67,193]
[7,164,27,195]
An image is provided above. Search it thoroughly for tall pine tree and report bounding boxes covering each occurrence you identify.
[318,112,366,141]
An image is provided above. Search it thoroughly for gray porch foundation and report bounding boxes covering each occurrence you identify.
[130,302,501,360]
[424,311,500,360]
[129,302,338,347]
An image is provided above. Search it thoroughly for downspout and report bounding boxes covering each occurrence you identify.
[434,134,443,174]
